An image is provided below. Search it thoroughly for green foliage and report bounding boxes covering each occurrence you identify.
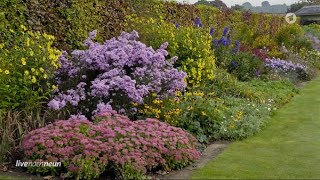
[242,79,297,106]
[0,28,60,110]
[215,48,263,81]
[300,49,320,71]
[0,0,27,44]
[231,53,263,81]
[162,92,275,142]
[304,23,320,39]
[275,24,313,50]
[117,164,145,180]
[208,69,262,101]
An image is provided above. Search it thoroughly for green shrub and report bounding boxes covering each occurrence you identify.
[242,79,297,106]
[275,24,313,50]
[304,23,320,39]
[161,93,274,142]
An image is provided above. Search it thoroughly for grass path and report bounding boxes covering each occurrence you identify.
[192,77,320,179]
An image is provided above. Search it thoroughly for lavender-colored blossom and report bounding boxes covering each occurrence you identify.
[48,30,187,119]
[69,114,87,121]
[175,23,180,29]
[264,58,307,72]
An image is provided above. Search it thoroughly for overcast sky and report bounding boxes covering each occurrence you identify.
[176,0,300,7]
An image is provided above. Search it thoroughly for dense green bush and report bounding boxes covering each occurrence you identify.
[275,24,313,50]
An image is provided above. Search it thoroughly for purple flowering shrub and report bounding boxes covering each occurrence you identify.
[48,30,186,119]
[265,58,307,72]
[20,110,201,179]
[264,58,310,81]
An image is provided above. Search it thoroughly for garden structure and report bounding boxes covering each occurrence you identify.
[296,5,320,25]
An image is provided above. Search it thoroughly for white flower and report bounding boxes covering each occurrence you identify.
[268,108,271,111]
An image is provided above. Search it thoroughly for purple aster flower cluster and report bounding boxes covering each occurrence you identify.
[264,58,307,73]
[48,30,187,118]
[20,111,201,179]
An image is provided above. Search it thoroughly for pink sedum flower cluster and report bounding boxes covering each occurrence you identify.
[20,110,201,179]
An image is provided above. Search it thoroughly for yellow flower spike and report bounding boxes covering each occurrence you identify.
[30,50,34,56]
[20,25,27,31]
[4,70,9,74]
[26,38,30,46]
[175,91,182,97]
[21,58,26,65]
[39,67,44,73]
[43,74,48,79]
[52,85,57,90]
[31,68,35,72]
[187,106,193,111]
[24,70,29,75]
[201,111,207,116]
[0,44,4,49]
[31,76,37,83]
[229,124,235,129]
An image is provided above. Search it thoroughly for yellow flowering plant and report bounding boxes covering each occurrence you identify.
[0,27,61,110]
[125,15,216,88]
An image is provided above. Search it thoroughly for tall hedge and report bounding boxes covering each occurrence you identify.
[26,0,130,50]
[0,0,287,51]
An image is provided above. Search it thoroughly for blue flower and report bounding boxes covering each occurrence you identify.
[233,40,240,53]
[213,39,219,47]
[209,27,214,36]
[175,23,180,29]
[223,27,229,36]
[231,61,238,67]
[194,17,201,27]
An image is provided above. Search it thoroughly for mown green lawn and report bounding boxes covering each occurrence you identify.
[192,77,320,179]
[0,176,22,180]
